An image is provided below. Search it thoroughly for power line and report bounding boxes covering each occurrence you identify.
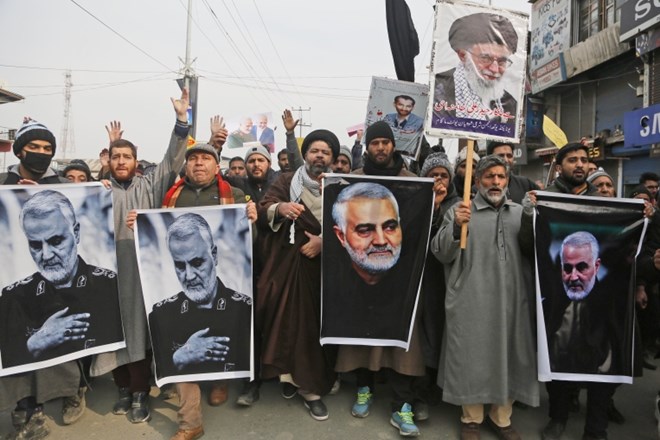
[0,63,169,74]
[175,0,272,110]
[23,73,173,98]
[69,0,176,73]
[251,0,309,107]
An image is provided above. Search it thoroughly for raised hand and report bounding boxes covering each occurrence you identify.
[171,88,190,123]
[105,121,123,143]
[282,109,299,134]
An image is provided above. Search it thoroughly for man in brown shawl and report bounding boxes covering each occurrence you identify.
[256,129,339,421]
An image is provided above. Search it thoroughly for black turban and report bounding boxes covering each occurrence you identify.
[301,129,340,159]
[449,13,518,54]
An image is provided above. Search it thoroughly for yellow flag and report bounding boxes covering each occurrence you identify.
[296,137,304,150]
[543,115,568,148]
[186,135,196,147]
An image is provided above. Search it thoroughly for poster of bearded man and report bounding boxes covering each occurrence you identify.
[0,183,124,376]
[134,205,253,387]
[427,1,528,142]
[320,175,434,349]
[534,192,647,383]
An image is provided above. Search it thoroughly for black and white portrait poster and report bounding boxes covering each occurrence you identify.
[365,77,430,159]
[534,192,647,384]
[426,1,528,142]
[134,205,253,387]
[0,183,124,376]
[320,175,434,349]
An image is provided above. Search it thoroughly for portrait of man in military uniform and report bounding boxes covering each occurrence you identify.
[0,189,124,370]
[147,212,252,381]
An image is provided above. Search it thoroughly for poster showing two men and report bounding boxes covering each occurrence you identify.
[134,206,253,387]
[0,184,124,376]
[534,192,647,383]
[224,112,276,152]
[320,175,434,349]
[365,77,429,159]
[428,1,528,142]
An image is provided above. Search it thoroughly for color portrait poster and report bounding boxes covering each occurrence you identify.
[427,1,528,142]
[0,183,124,376]
[320,174,434,349]
[365,77,429,159]
[224,111,276,153]
[134,205,253,387]
[534,192,647,384]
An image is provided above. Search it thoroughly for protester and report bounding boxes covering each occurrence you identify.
[91,89,190,426]
[332,146,352,174]
[334,121,424,437]
[227,157,247,178]
[98,147,112,180]
[433,155,538,440]
[0,118,76,440]
[640,172,660,203]
[276,150,290,174]
[256,129,340,421]
[587,169,616,198]
[453,147,480,198]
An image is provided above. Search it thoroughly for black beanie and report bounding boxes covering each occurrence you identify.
[301,129,340,159]
[365,121,396,147]
[13,119,57,157]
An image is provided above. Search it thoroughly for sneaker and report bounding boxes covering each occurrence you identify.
[414,402,429,422]
[304,399,329,421]
[351,386,373,418]
[112,387,132,415]
[390,403,420,437]
[128,392,150,423]
[541,419,566,440]
[281,382,297,399]
[8,408,49,440]
[236,381,260,407]
[62,386,87,425]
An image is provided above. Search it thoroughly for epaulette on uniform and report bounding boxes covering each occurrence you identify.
[154,292,181,309]
[2,275,35,293]
[91,266,117,279]
[230,291,252,306]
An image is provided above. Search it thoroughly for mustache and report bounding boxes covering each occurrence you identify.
[366,244,397,256]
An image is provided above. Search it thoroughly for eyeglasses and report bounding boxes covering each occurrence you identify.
[466,50,513,68]
[562,262,590,274]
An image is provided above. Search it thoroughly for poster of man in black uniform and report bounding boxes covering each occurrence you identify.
[320,175,434,349]
[135,208,252,386]
[0,186,124,375]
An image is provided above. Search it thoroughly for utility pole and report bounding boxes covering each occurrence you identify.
[290,107,312,138]
[178,0,198,138]
[60,70,75,159]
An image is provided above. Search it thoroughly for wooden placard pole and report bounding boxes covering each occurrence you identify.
[460,139,475,249]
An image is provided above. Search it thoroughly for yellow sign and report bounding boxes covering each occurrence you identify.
[543,115,568,148]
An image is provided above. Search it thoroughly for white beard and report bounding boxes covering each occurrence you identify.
[344,242,401,274]
[463,55,507,104]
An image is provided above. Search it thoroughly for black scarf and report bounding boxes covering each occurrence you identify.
[362,152,404,176]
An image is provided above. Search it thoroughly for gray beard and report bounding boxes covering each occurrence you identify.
[343,242,401,274]
[464,55,507,104]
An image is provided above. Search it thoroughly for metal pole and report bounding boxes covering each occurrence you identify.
[184,0,193,89]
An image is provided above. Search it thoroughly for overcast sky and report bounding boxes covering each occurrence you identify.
[0,0,530,165]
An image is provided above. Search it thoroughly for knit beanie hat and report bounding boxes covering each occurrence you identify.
[63,159,93,181]
[365,121,395,148]
[454,148,481,172]
[338,145,352,167]
[421,152,454,180]
[186,143,219,163]
[301,129,340,159]
[586,169,612,185]
[13,119,57,157]
[245,144,272,163]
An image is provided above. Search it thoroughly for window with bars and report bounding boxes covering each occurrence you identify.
[579,0,618,42]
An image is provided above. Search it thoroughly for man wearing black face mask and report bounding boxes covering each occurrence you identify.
[0,118,68,185]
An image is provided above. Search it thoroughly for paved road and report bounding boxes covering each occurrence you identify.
[1,366,659,439]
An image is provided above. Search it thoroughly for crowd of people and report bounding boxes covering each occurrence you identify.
[1,89,659,440]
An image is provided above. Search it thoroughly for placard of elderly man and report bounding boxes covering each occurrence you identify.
[0,185,124,375]
[134,207,253,386]
[320,175,434,348]
[427,1,528,141]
